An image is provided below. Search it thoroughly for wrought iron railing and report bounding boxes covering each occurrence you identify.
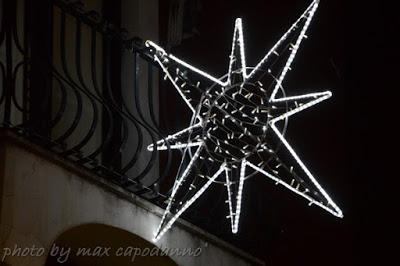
[0,0,174,203]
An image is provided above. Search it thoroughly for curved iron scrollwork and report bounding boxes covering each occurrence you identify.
[0,0,175,204]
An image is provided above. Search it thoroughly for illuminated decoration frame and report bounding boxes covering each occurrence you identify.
[146,0,343,242]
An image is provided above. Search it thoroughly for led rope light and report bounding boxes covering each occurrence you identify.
[270,91,332,122]
[269,123,343,217]
[147,123,202,151]
[153,146,203,239]
[270,91,331,103]
[232,159,247,233]
[270,0,319,100]
[245,161,342,217]
[227,18,248,81]
[169,55,226,86]
[153,56,198,114]
[225,168,235,232]
[147,0,343,241]
[247,0,318,81]
[154,163,226,241]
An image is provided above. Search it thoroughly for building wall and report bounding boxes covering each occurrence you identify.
[0,133,263,266]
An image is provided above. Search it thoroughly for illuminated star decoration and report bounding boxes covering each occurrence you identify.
[146,0,343,242]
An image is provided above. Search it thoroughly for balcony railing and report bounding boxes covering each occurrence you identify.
[0,0,175,204]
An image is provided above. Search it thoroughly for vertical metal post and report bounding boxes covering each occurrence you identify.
[102,0,122,172]
[25,0,53,138]
[2,0,15,126]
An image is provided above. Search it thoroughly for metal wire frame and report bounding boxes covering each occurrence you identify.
[0,0,175,203]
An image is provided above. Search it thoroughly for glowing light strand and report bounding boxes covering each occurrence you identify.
[146,40,225,87]
[271,91,332,122]
[153,55,198,115]
[246,161,342,217]
[271,91,331,103]
[169,55,226,86]
[147,123,203,151]
[270,0,319,100]
[268,123,343,217]
[225,168,235,232]
[227,18,247,83]
[153,146,203,240]
[247,0,319,83]
[232,159,246,233]
[153,163,226,241]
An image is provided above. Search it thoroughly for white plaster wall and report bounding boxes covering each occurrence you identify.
[0,142,256,266]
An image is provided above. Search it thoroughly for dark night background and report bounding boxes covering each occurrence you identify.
[157,0,392,265]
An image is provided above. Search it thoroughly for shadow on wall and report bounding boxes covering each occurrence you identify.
[45,223,177,266]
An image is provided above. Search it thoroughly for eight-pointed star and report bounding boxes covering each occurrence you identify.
[146,0,343,242]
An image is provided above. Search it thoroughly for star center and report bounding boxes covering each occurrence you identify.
[202,82,270,164]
